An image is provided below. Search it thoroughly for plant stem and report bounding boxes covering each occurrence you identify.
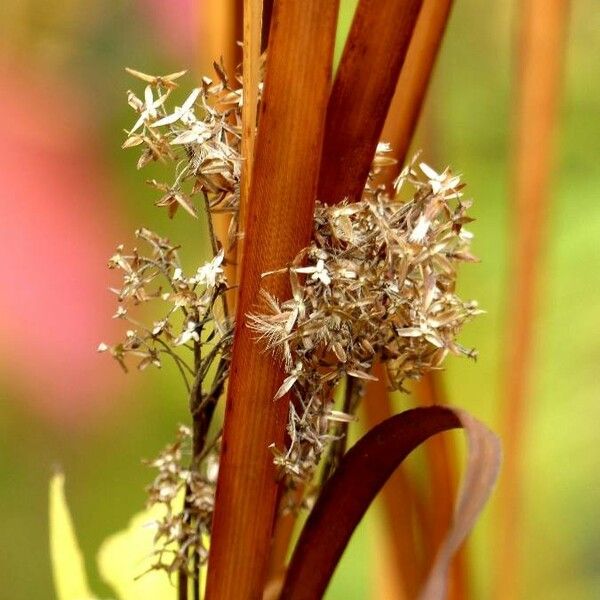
[320,377,362,484]
[383,0,453,166]
[237,0,262,269]
[265,0,425,575]
[414,374,466,599]
[318,0,423,204]
[197,1,241,309]
[205,3,340,597]
[362,364,424,598]
[364,3,456,596]
[495,1,568,597]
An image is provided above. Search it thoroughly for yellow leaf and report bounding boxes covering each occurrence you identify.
[97,503,175,600]
[49,472,98,600]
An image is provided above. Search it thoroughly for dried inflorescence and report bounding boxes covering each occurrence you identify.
[145,426,219,577]
[123,65,244,248]
[250,154,482,482]
[98,227,231,385]
[101,67,482,577]
[98,225,232,577]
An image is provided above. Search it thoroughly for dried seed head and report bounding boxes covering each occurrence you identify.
[250,152,481,483]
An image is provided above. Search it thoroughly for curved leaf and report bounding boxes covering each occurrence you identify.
[97,502,175,600]
[49,472,98,600]
[280,406,501,599]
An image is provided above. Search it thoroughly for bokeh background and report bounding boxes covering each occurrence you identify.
[0,1,598,598]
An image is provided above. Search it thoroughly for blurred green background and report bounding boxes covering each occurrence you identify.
[0,0,598,598]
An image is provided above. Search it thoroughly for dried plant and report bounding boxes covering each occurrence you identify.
[144,425,218,578]
[97,14,495,593]
[99,67,241,582]
[250,152,482,483]
[123,65,244,249]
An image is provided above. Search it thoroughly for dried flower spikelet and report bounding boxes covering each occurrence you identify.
[250,152,482,483]
[99,228,230,374]
[123,65,246,248]
[144,426,219,577]
[100,229,231,577]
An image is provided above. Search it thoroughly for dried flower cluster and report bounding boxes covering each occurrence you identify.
[123,66,243,248]
[145,426,219,577]
[100,67,481,579]
[98,227,231,384]
[99,66,250,579]
[98,222,232,576]
[250,154,482,482]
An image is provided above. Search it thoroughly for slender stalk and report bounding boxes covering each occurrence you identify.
[205,3,340,598]
[318,0,423,204]
[383,0,453,164]
[414,375,467,599]
[495,1,568,597]
[197,1,241,304]
[178,571,188,600]
[365,3,456,596]
[264,2,423,574]
[238,0,262,269]
[196,0,240,77]
[320,378,362,484]
[265,485,304,595]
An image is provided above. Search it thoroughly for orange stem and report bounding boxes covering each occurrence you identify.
[237,0,262,270]
[495,1,569,597]
[414,374,467,600]
[197,0,242,299]
[367,2,456,594]
[384,0,453,164]
[205,3,339,598]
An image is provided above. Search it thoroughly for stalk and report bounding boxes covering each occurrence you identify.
[264,0,423,575]
[414,375,467,599]
[318,0,423,204]
[362,364,423,598]
[495,1,568,597]
[237,0,262,268]
[363,3,457,596]
[196,0,240,76]
[205,3,340,598]
[384,0,453,163]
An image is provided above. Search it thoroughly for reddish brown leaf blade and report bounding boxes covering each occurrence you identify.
[280,406,500,600]
[318,0,423,204]
[383,0,454,169]
[205,2,340,599]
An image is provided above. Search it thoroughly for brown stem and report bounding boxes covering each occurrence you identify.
[178,570,188,600]
[495,1,568,598]
[237,0,262,270]
[414,373,466,599]
[318,0,423,204]
[205,3,340,598]
[320,377,362,484]
[265,485,304,597]
[364,3,456,596]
